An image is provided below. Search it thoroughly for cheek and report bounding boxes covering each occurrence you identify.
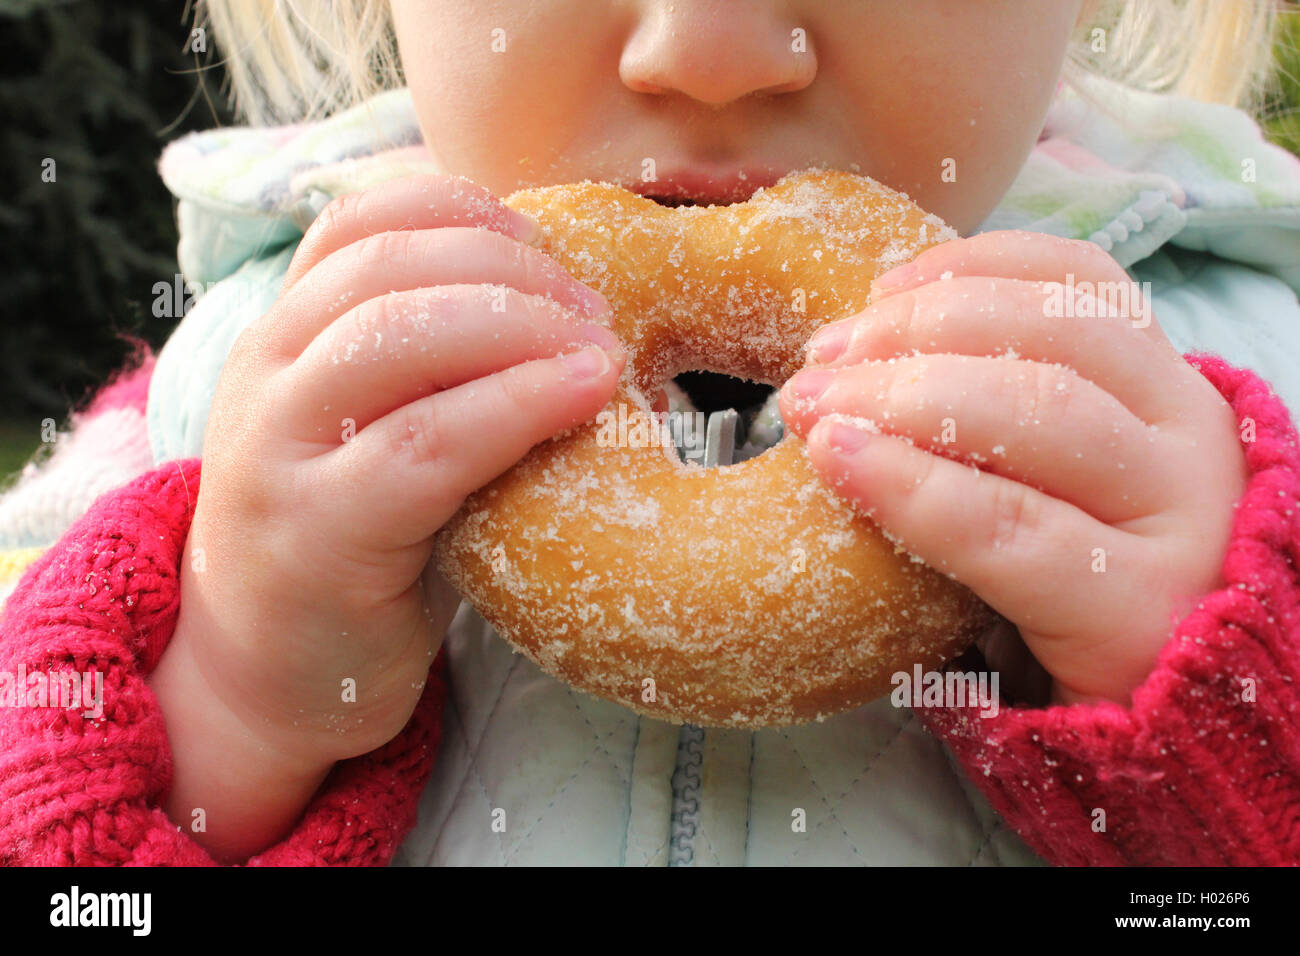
[894,69,1056,233]
[392,2,605,195]
[832,4,1078,233]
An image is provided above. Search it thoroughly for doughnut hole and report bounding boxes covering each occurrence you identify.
[672,369,772,417]
[658,369,782,468]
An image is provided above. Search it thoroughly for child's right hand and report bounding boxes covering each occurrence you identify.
[149,174,625,861]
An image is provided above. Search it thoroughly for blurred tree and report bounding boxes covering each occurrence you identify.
[0,0,230,420]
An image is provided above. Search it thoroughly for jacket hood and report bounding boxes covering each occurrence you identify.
[157,72,1300,294]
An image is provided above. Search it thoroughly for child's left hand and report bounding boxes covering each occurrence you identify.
[778,231,1250,707]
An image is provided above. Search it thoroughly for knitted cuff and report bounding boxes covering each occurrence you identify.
[0,459,446,866]
[917,354,1300,866]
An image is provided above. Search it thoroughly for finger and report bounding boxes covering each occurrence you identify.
[263,226,611,358]
[272,284,624,442]
[782,353,1171,523]
[803,414,1140,636]
[804,276,1190,425]
[313,343,624,551]
[283,173,541,291]
[869,231,1172,349]
[870,230,1133,299]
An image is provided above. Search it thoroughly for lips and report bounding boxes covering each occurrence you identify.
[627,167,786,206]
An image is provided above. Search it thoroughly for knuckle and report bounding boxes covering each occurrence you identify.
[899,286,925,339]
[353,289,407,339]
[492,356,545,411]
[986,479,1036,554]
[910,445,941,497]
[483,225,546,290]
[392,398,445,467]
[502,227,538,280]
[517,288,569,336]
[1039,364,1076,423]
[434,283,495,334]
[429,172,497,214]
[881,360,921,415]
[1010,363,1074,427]
[308,192,359,247]
[354,229,411,275]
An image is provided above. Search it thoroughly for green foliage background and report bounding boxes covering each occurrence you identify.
[0,0,229,430]
[1265,7,1300,155]
[0,0,1297,480]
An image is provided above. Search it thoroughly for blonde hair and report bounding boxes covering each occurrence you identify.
[199,0,1288,127]
[1065,0,1284,117]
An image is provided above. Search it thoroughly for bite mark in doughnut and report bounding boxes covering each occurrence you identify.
[432,168,994,728]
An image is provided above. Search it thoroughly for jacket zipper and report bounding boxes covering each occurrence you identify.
[668,723,705,866]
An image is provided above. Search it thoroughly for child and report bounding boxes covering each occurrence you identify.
[2,0,1298,865]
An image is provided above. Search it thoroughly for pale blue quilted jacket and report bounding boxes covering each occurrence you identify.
[138,74,1300,865]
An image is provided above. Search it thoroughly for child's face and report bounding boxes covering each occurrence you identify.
[390,1,1084,234]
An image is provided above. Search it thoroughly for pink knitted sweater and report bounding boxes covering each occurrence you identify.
[0,351,1297,866]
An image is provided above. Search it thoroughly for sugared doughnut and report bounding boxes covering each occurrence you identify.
[432,168,993,728]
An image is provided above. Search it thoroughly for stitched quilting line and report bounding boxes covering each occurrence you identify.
[564,688,634,787]
[625,722,682,867]
[426,654,520,864]
[507,713,632,860]
[620,717,642,866]
[743,732,755,866]
[835,709,915,804]
[695,808,724,866]
[936,733,1001,867]
[784,708,915,864]
[444,654,520,813]
[503,687,635,859]
[419,676,466,865]
[967,823,1001,866]
[432,657,634,864]
[644,824,673,866]
[476,762,509,866]
[783,736,870,864]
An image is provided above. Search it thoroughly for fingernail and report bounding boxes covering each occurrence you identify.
[782,367,835,404]
[822,420,872,455]
[507,209,543,245]
[807,322,851,364]
[562,345,611,379]
[871,261,917,296]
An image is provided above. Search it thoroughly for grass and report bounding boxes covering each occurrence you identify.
[1264,9,1300,156]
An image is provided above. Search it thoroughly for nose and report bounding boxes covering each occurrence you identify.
[620,1,816,107]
